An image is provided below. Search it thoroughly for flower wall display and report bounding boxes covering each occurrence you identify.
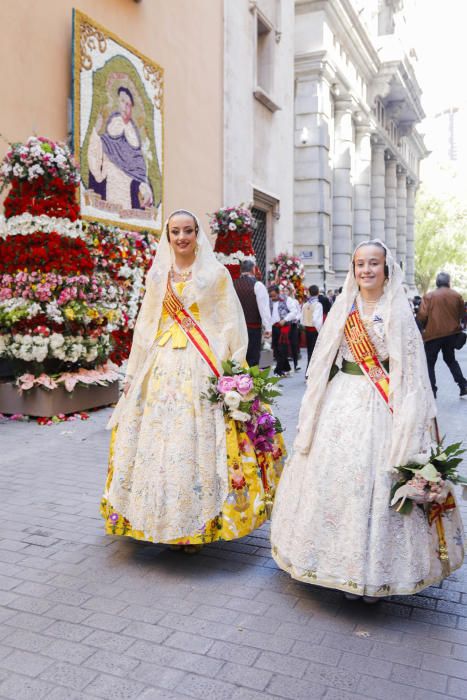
[0,136,125,389]
[84,222,158,364]
[268,252,307,302]
[210,206,256,279]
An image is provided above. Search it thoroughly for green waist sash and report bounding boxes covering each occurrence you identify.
[329,357,389,381]
[340,357,390,375]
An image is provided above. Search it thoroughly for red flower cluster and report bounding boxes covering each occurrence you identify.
[4,177,80,221]
[214,233,255,257]
[0,232,94,275]
[109,328,133,366]
[9,314,105,337]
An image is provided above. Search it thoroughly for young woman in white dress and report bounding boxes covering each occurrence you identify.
[271,240,464,601]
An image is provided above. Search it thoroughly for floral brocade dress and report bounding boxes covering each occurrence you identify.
[271,298,464,597]
[101,281,285,545]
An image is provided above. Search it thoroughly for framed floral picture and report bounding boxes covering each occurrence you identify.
[72,10,163,233]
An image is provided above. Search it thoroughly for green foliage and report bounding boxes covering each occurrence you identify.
[415,190,467,295]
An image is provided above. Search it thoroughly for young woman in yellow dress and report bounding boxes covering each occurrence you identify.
[101,210,284,551]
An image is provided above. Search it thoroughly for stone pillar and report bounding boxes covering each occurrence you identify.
[353,124,372,248]
[406,181,416,289]
[384,155,397,257]
[370,140,386,240]
[396,167,407,275]
[332,99,353,280]
[294,72,332,285]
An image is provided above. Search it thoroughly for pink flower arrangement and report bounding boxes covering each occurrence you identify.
[217,374,253,396]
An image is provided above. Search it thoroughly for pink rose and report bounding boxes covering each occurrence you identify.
[217,376,237,394]
[235,374,254,396]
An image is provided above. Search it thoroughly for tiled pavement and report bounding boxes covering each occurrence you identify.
[0,349,466,700]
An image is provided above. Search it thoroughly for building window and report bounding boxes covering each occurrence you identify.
[251,207,268,282]
[256,13,274,95]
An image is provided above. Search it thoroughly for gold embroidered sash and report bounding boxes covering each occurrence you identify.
[344,302,392,413]
[162,278,220,378]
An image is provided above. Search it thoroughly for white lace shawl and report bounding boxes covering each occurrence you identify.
[108,212,248,429]
[294,241,436,470]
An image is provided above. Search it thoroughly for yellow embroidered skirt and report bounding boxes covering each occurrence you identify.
[101,418,285,544]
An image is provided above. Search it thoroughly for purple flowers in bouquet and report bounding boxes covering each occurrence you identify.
[246,407,278,453]
[204,360,282,453]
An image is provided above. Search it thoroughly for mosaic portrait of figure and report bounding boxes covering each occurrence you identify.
[73,10,163,233]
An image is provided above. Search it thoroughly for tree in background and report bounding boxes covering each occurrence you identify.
[415,190,467,295]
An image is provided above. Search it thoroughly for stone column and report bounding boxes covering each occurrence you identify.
[332,98,353,280]
[406,181,416,289]
[370,140,386,240]
[353,124,372,248]
[294,72,333,285]
[396,167,407,275]
[384,155,397,257]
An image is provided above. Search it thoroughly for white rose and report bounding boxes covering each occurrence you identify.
[228,223,237,231]
[412,453,431,466]
[224,391,242,409]
[230,409,251,422]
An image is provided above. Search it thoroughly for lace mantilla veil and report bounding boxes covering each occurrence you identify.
[107,210,248,429]
[294,240,436,470]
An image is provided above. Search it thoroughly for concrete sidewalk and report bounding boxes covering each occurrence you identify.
[0,349,466,699]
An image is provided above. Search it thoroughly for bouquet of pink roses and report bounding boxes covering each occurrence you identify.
[204,360,282,452]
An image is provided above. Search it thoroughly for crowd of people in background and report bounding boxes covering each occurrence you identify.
[234,260,466,399]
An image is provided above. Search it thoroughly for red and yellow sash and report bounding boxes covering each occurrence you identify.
[162,278,220,378]
[344,301,392,413]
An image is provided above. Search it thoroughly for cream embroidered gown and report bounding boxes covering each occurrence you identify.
[271,296,464,597]
[101,281,285,545]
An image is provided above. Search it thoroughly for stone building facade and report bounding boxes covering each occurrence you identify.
[293,0,427,289]
[223,0,295,278]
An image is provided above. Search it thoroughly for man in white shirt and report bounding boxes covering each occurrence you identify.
[268,285,296,376]
[233,261,272,367]
[284,287,302,373]
[301,284,323,370]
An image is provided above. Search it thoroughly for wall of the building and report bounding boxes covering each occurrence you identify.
[223,0,294,257]
[0,0,224,231]
[293,0,426,291]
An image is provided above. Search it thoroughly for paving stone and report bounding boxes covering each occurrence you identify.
[357,675,417,700]
[370,640,423,667]
[216,661,272,691]
[291,640,342,666]
[0,648,55,677]
[447,676,467,699]
[43,638,96,664]
[120,604,166,624]
[84,628,136,652]
[39,660,98,691]
[165,630,214,654]
[266,673,327,699]
[422,652,467,680]
[209,640,261,667]
[390,663,447,693]
[83,648,141,677]
[43,603,93,623]
[2,627,52,653]
[44,620,94,642]
[128,661,185,690]
[175,672,237,700]
[127,640,221,677]
[339,651,393,679]
[122,620,172,644]
[0,673,55,700]
[83,611,130,632]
